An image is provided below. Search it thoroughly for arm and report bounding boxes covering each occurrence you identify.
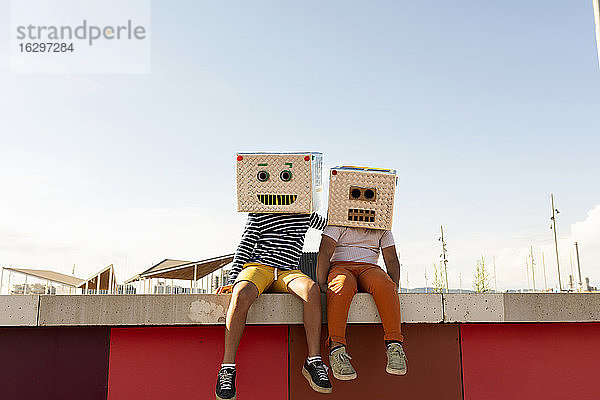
[382,245,400,289]
[309,212,327,231]
[316,234,337,293]
[227,214,260,285]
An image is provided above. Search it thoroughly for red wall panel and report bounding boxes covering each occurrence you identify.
[461,323,600,400]
[108,326,288,400]
[289,324,463,400]
[0,327,110,400]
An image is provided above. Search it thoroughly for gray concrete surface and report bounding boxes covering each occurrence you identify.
[38,293,443,326]
[2,293,600,327]
[503,293,600,322]
[346,293,443,323]
[39,294,309,326]
[0,295,39,326]
[443,293,504,322]
[40,294,195,326]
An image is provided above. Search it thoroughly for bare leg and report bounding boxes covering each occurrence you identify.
[287,277,322,357]
[222,281,259,363]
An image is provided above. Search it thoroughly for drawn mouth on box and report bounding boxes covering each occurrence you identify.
[258,194,298,206]
[348,209,375,222]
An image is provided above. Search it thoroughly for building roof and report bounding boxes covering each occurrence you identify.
[3,267,85,287]
[125,254,233,282]
[123,259,191,283]
[77,264,118,290]
[139,259,192,276]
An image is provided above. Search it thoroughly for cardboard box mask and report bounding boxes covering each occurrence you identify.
[327,166,396,230]
[236,152,322,213]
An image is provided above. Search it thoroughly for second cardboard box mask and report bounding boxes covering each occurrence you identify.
[327,166,396,230]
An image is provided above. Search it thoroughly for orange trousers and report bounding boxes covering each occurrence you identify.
[327,263,404,346]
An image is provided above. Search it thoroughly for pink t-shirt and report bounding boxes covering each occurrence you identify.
[322,226,395,266]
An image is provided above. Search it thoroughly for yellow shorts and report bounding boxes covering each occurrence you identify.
[234,263,309,295]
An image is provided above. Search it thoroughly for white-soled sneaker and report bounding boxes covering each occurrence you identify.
[302,359,333,393]
[329,346,357,381]
[386,343,407,375]
[215,367,236,400]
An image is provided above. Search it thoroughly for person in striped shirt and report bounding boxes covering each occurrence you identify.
[215,213,331,399]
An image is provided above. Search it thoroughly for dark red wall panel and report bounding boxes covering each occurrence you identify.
[108,326,288,400]
[0,327,110,400]
[289,324,463,400]
[461,323,600,400]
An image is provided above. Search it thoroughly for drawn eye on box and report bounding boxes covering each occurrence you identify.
[236,152,322,213]
[328,166,396,230]
[348,186,377,202]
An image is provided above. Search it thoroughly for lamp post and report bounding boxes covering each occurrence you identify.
[575,242,583,291]
[439,225,449,293]
[550,194,562,291]
[542,252,548,291]
[530,246,536,291]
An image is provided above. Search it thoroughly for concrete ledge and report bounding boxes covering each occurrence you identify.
[39,294,306,326]
[504,294,600,322]
[0,293,598,327]
[443,294,504,322]
[0,295,40,326]
[39,294,228,326]
[38,293,443,326]
[347,293,443,323]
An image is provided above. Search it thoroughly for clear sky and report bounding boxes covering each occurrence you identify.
[1,0,599,291]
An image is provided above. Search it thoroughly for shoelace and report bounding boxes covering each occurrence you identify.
[218,369,234,390]
[388,344,405,358]
[309,361,330,381]
[337,351,352,363]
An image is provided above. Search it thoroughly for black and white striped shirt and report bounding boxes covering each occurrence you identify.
[228,213,327,284]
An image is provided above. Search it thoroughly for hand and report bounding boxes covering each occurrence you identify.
[216,285,233,294]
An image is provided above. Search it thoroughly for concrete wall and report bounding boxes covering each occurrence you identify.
[3,293,600,400]
[444,293,600,322]
[3,293,600,326]
[0,327,110,400]
[0,295,39,326]
[461,323,600,400]
[290,324,463,400]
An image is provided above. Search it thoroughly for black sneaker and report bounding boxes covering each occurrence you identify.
[215,367,236,400]
[302,360,333,394]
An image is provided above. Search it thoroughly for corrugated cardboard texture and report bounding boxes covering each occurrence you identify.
[237,152,322,213]
[327,167,396,230]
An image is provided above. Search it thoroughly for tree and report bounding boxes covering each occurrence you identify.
[473,256,491,293]
[433,262,446,293]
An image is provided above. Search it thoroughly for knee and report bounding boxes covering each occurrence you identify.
[372,276,398,295]
[306,282,321,303]
[329,280,357,296]
[232,285,256,310]
[383,277,397,290]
